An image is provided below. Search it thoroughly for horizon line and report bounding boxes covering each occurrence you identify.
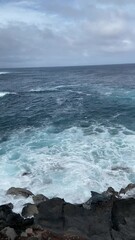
[0,62,135,70]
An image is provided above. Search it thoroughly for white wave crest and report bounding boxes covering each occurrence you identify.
[29,84,82,93]
[0,92,16,98]
[0,72,9,75]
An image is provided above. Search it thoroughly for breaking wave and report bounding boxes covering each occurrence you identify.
[0,92,16,98]
[0,124,135,212]
[0,72,9,75]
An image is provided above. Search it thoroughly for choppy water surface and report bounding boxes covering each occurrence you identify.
[0,64,135,211]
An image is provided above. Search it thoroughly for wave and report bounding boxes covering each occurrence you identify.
[0,72,9,75]
[29,87,58,93]
[29,84,82,93]
[0,124,135,212]
[0,92,17,98]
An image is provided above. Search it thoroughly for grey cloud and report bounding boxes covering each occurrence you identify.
[0,0,135,67]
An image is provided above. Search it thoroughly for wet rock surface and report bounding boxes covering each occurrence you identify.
[22,204,38,218]
[6,187,33,198]
[0,203,34,233]
[32,194,48,205]
[1,184,135,239]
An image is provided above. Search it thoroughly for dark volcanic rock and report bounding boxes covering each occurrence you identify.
[35,198,65,232]
[103,187,119,198]
[0,203,34,234]
[83,190,113,210]
[111,198,135,240]
[0,204,13,230]
[6,187,33,198]
[22,204,38,218]
[119,183,135,195]
[1,185,135,239]
[35,196,113,239]
[32,194,48,205]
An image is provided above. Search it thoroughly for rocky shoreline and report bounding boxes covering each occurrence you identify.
[0,184,135,240]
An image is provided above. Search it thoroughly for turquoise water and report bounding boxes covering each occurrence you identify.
[0,64,135,209]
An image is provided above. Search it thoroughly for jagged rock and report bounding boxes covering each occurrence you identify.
[125,183,135,193]
[1,186,135,240]
[90,191,112,203]
[0,203,34,234]
[1,227,17,240]
[22,204,38,218]
[32,194,48,205]
[103,187,119,197]
[119,188,125,195]
[6,187,33,198]
[83,190,113,210]
[119,183,135,195]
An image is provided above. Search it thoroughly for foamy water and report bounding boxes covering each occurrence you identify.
[0,124,134,212]
[0,65,135,212]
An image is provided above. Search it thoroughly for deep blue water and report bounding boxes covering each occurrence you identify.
[0,64,135,209]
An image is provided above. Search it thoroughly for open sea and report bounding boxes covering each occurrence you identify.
[0,64,135,211]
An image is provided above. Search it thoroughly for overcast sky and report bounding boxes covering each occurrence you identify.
[0,0,135,67]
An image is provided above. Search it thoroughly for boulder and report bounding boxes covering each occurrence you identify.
[32,194,48,205]
[6,187,33,198]
[22,204,38,218]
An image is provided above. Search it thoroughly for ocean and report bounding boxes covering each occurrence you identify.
[0,64,135,211]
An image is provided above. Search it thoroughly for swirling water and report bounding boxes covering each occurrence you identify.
[0,64,135,211]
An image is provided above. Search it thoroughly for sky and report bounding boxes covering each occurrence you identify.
[0,0,135,67]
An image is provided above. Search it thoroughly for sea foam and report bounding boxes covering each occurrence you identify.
[0,124,134,212]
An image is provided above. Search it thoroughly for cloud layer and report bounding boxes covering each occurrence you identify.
[0,0,135,67]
